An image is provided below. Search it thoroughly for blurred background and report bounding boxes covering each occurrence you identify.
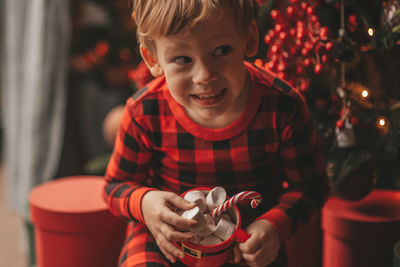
[0,0,399,266]
[0,0,142,266]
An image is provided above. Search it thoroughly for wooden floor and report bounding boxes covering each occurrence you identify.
[0,165,29,267]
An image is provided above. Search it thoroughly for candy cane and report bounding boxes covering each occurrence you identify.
[209,191,262,217]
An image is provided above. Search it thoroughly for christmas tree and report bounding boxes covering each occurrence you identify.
[252,0,400,200]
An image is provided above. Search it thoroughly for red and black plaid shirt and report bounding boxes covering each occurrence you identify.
[104,62,329,243]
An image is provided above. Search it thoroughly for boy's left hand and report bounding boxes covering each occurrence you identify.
[233,219,280,267]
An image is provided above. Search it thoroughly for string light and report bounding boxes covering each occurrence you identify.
[361,89,369,98]
[378,117,386,126]
[367,28,374,36]
[376,116,389,134]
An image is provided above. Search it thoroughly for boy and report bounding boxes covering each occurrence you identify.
[104,0,330,266]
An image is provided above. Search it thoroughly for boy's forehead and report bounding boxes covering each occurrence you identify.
[165,10,239,40]
[154,16,240,51]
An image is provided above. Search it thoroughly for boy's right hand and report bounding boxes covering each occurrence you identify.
[141,190,198,263]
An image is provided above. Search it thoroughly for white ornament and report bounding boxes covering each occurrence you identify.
[336,121,356,148]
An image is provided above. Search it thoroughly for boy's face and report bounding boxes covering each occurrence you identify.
[141,10,258,126]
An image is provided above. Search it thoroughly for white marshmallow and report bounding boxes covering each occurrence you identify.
[214,217,236,241]
[184,190,207,213]
[181,206,207,231]
[200,235,223,246]
[216,212,233,224]
[194,214,216,238]
[205,187,227,210]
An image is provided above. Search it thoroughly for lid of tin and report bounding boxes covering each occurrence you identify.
[29,176,124,233]
[321,189,400,239]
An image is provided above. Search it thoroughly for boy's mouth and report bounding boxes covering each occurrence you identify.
[190,88,227,105]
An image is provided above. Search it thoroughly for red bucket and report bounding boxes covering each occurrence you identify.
[322,189,400,267]
[175,188,250,267]
[29,176,126,267]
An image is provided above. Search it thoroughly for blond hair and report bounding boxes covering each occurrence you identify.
[130,0,254,52]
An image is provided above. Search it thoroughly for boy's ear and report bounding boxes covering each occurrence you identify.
[244,20,259,57]
[140,46,164,77]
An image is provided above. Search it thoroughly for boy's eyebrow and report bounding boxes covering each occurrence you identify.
[162,33,236,54]
[163,43,190,55]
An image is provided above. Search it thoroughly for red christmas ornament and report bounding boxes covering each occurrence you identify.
[348,14,358,32]
[336,119,345,128]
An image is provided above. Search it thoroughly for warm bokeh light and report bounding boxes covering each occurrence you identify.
[367,28,374,36]
[376,116,389,134]
[94,41,109,57]
[361,89,369,98]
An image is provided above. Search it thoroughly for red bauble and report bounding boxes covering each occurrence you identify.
[336,119,345,128]
[348,14,358,32]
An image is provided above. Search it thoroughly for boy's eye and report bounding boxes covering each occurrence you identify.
[213,45,232,57]
[173,56,192,64]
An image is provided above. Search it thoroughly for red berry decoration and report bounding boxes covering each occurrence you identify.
[263,0,331,92]
[314,63,322,74]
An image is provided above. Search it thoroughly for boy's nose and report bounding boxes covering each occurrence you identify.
[192,61,217,85]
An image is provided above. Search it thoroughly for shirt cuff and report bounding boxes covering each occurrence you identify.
[256,208,292,244]
[129,187,158,224]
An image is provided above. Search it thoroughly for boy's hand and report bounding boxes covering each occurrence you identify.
[233,219,280,267]
[141,190,198,263]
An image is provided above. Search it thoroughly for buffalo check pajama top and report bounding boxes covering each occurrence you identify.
[104,62,330,266]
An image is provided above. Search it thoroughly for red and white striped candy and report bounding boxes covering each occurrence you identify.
[209,191,262,217]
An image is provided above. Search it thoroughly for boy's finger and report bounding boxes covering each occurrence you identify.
[168,194,196,211]
[159,246,176,263]
[233,243,242,263]
[159,223,195,242]
[161,236,185,259]
[238,235,261,254]
[164,210,198,229]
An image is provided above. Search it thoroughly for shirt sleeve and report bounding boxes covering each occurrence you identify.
[257,92,330,243]
[103,100,158,224]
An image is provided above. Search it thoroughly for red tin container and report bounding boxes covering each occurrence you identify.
[29,176,126,267]
[322,189,400,267]
[175,187,250,267]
